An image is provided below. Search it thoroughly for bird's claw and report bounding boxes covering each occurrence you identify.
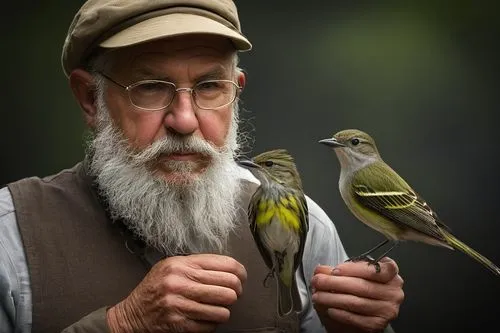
[345,255,381,273]
[262,272,273,288]
[369,260,381,273]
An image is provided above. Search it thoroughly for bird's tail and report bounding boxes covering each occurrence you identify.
[443,230,500,277]
[276,273,293,317]
[276,254,301,317]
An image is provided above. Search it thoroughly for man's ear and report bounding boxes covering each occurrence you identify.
[237,71,246,90]
[69,69,99,129]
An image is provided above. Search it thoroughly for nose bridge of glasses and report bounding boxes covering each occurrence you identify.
[173,87,195,106]
[171,86,196,109]
[175,87,195,94]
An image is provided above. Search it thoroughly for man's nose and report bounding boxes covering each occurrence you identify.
[163,89,199,135]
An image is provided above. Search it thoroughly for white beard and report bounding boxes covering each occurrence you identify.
[86,81,242,256]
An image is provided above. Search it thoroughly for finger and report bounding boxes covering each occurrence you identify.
[188,254,247,283]
[378,257,404,286]
[161,275,238,306]
[314,262,395,286]
[315,265,335,275]
[324,307,390,333]
[183,283,238,306]
[312,292,392,317]
[186,268,244,296]
[329,258,399,284]
[172,296,232,323]
[312,291,388,315]
[312,274,401,301]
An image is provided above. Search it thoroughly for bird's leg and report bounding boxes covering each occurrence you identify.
[372,241,399,264]
[347,239,389,263]
[346,240,399,273]
[263,252,283,288]
[365,241,399,273]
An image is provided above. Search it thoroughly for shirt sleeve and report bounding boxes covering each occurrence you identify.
[298,195,349,333]
[0,186,32,333]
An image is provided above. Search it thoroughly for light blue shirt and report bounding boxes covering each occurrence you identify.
[0,170,349,332]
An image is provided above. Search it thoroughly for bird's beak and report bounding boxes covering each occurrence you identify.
[236,159,260,169]
[318,138,346,148]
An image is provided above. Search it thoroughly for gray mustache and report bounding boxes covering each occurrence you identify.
[130,136,218,164]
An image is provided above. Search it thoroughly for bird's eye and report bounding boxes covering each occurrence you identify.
[264,160,274,167]
[351,138,360,145]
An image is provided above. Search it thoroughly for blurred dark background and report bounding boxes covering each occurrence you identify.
[1,1,499,332]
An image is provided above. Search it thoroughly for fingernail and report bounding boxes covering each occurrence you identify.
[331,268,341,275]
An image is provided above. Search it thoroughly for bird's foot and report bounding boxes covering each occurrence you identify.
[262,272,273,288]
[345,255,381,273]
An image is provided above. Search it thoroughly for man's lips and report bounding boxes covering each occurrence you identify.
[160,152,203,162]
[151,152,212,175]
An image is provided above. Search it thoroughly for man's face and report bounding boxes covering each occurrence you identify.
[73,35,245,255]
[100,35,239,183]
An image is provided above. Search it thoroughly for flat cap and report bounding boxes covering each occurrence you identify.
[61,0,252,76]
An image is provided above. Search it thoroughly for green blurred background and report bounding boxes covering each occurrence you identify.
[1,1,499,332]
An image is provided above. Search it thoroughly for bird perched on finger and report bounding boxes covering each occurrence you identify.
[238,149,309,317]
[319,129,500,276]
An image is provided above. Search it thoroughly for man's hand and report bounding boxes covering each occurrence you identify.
[106,254,247,333]
[311,257,404,333]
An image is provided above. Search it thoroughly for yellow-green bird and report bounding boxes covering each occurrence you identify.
[238,149,309,316]
[319,129,500,276]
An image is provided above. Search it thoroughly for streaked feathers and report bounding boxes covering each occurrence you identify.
[241,149,309,316]
[320,128,500,277]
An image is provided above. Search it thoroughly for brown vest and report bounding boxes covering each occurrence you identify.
[9,163,300,333]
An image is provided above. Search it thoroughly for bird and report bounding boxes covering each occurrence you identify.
[319,129,500,276]
[237,149,309,316]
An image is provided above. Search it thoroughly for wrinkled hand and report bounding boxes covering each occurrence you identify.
[311,257,404,333]
[107,254,247,333]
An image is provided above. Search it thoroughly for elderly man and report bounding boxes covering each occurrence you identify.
[0,1,404,332]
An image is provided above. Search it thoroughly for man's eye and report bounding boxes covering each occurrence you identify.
[136,81,168,93]
[197,81,222,91]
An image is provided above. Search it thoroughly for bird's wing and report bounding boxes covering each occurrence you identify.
[351,161,447,241]
[291,190,309,272]
[269,188,309,272]
[248,187,275,270]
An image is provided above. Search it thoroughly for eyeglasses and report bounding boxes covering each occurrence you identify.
[98,72,241,111]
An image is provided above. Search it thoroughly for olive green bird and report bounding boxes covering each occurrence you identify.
[238,149,309,317]
[319,129,500,276]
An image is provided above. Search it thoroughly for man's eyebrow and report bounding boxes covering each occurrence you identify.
[129,66,171,81]
[196,66,230,81]
[128,64,231,82]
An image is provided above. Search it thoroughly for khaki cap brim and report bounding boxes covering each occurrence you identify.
[99,13,252,51]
